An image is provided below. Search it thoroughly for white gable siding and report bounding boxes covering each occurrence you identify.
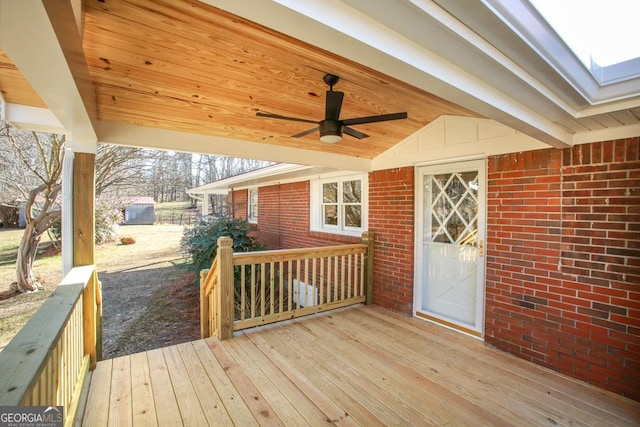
[373,116,549,170]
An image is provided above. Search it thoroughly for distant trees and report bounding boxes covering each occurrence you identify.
[0,118,272,292]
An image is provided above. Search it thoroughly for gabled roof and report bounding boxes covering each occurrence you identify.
[122,197,155,206]
[0,0,638,169]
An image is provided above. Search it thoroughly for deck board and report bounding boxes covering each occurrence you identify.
[130,352,157,426]
[84,305,640,426]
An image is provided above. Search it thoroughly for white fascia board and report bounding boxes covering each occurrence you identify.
[4,103,65,134]
[95,121,372,171]
[573,123,640,145]
[0,1,97,151]
[204,0,571,148]
[188,164,309,194]
[188,164,364,194]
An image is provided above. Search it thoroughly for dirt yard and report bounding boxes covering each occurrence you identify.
[0,224,200,357]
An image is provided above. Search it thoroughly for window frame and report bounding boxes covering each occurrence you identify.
[247,187,258,223]
[311,173,367,237]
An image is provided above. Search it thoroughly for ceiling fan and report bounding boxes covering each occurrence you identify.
[256,74,408,143]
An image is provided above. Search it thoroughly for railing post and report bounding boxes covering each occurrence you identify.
[216,237,235,340]
[83,268,98,369]
[96,279,103,361]
[362,231,374,305]
[200,269,211,338]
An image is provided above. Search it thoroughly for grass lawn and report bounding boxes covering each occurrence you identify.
[0,223,198,352]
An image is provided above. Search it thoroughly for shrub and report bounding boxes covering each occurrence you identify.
[180,216,263,274]
[95,206,123,244]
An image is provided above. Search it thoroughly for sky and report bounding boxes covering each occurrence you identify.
[529,0,640,67]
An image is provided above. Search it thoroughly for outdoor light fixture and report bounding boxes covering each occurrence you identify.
[319,120,343,143]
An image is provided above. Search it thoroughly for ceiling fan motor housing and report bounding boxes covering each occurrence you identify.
[319,120,342,143]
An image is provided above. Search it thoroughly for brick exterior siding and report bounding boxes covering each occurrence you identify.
[367,167,415,315]
[486,137,639,400]
[230,181,360,250]
[226,138,638,399]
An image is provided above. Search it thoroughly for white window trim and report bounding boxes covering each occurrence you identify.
[310,173,368,237]
[248,187,258,224]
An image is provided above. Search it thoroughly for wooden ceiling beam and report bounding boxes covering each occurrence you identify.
[0,0,97,150]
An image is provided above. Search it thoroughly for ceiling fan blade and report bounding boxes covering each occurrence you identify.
[342,112,408,126]
[291,127,319,138]
[256,111,318,124]
[343,126,369,139]
[325,91,344,121]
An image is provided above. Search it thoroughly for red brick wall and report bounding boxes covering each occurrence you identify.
[231,181,359,250]
[368,167,415,315]
[486,138,639,400]
[229,189,248,220]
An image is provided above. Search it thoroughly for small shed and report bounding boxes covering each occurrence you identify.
[123,197,155,225]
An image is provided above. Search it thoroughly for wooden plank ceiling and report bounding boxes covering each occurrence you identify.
[3,0,480,159]
[0,50,47,108]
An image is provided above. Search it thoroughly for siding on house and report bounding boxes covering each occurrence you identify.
[369,167,415,315]
[230,182,359,250]
[486,137,639,400]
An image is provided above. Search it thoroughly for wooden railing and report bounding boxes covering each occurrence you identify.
[201,231,374,339]
[0,265,102,427]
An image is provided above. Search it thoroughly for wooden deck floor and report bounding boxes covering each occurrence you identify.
[82,305,640,426]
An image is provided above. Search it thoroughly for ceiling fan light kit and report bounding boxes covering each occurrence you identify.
[319,120,343,143]
[257,74,408,143]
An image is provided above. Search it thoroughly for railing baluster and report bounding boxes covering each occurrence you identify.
[320,257,324,304]
[312,258,317,306]
[296,260,301,310]
[340,255,346,300]
[251,264,256,319]
[270,261,275,315]
[304,258,309,307]
[279,261,284,314]
[241,266,246,320]
[348,254,353,298]
[333,255,340,301]
[260,262,266,317]
[326,257,332,303]
[360,252,365,297]
[287,260,292,311]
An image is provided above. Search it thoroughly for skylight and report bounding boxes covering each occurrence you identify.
[529,0,640,84]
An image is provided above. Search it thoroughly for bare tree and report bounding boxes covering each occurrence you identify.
[1,123,64,292]
[95,144,151,198]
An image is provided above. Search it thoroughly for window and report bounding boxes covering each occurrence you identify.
[248,188,258,223]
[312,174,366,236]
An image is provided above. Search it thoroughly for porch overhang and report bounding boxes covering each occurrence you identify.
[1,0,638,165]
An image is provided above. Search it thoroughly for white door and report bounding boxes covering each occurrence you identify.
[415,160,486,337]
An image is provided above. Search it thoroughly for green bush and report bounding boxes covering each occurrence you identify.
[180,216,263,274]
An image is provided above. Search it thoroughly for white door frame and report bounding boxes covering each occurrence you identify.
[413,159,487,338]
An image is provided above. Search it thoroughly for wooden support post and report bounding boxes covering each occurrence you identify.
[74,152,101,368]
[216,237,235,340]
[200,269,210,338]
[73,153,95,266]
[362,231,374,305]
